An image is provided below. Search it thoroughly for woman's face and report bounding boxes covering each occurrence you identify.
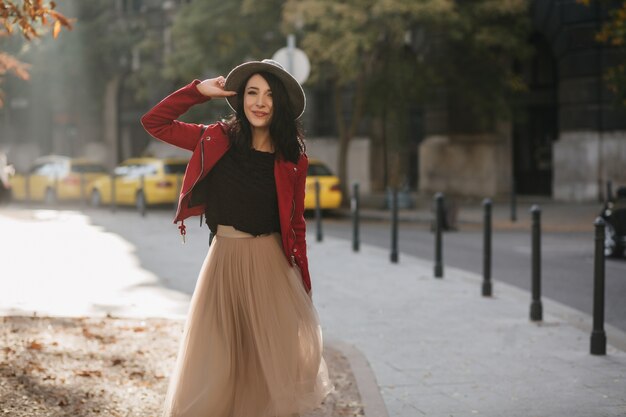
[243,74,273,129]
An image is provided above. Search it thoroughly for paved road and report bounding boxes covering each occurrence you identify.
[4,203,625,333]
[319,218,626,333]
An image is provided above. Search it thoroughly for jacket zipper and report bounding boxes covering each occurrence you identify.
[290,197,296,265]
[177,132,207,242]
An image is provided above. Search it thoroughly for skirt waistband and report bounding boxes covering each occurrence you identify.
[216,225,274,239]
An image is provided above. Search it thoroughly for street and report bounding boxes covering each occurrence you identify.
[4,203,623,333]
[319,217,626,333]
[2,205,624,332]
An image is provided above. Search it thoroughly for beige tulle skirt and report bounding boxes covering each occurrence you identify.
[162,225,332,417]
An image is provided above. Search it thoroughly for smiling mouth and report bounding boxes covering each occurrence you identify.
[252,111,268,117]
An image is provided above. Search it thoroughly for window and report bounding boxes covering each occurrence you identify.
[71,164,107,174]
[132,164,158,177]
[113,166,131,176]
[164,163,187,174]
[307,163,333,176]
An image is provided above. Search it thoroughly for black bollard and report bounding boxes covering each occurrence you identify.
[315,179,323,242]
[53,175,59,207]
[530,205,543,321]
[606,180,613,203]
[352,182,360,252]
[110,173,117,213]
[510,175,517,222]
[482,198,493,297]
[434,192,444,278]
[139,174,146,217]
[590,217,607,355]
[25,173,31,203]
[80,172,86,208]
[390,187,399,263]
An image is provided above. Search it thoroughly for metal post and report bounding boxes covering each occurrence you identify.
[390,187,399,263]
[315,179,323,242]
[434,192,444,278]
[482,198,493,297]
[530,205,543,321]
[590,217,607,355]
[110,173,117,213]
[80,172,86,208]
[139,174,146,217]
[510,175,517,222]
[25,173,31,203]
[352,182,360,252]
[53,174,59,207]
[606,180,613,203]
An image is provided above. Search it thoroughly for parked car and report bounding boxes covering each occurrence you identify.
[304,159,342,210]
[9,155,107,204]
[88,157,188,211]
[601,186,626,258]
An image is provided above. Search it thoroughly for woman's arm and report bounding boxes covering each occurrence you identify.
[292,155,312,295]
[141,77,235,151]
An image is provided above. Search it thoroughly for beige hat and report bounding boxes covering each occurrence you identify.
[224,59,306,119]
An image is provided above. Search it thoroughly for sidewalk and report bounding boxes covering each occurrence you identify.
[0,209,364,416]
[335,195,602,232]
[309,234,626,417]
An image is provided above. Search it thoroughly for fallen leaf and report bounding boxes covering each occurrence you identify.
[82,326,116,344]
[82,326,104,341]
[75,370,102,378]
[27,340,43,351]
[25,360,45,372]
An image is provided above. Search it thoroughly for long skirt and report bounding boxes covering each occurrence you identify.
[161,225,332,417]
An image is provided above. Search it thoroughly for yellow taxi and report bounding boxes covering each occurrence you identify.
[9,155,108,204]
[88,157,188,210]
[304,159,342,210]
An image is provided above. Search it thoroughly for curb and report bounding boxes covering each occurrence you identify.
[326,338,389,417]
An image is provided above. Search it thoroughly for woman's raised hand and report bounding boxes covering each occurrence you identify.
[196,76,236,98]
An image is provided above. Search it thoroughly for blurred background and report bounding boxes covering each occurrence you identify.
[1,0,626,204]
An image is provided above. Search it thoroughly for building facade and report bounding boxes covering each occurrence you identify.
[419,0,626,202]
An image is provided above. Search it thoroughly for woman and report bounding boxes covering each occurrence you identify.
[141,59,332,417]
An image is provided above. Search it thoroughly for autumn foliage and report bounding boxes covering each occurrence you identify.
[578,0,626,106]
[0,0,72,106]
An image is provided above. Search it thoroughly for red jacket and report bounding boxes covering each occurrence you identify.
[140,80,312,292]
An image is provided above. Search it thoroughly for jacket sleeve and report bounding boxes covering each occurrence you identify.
[140,80,211,152]
[293,155,312,293]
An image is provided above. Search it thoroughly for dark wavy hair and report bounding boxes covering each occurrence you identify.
[225,71,305,164]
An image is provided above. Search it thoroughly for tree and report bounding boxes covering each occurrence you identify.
[283,0,402,194]
[579,0,626,107]
[284,0,531,193]
[0,0,72,106]
[431,0,531,130]
[165,0,284,83]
